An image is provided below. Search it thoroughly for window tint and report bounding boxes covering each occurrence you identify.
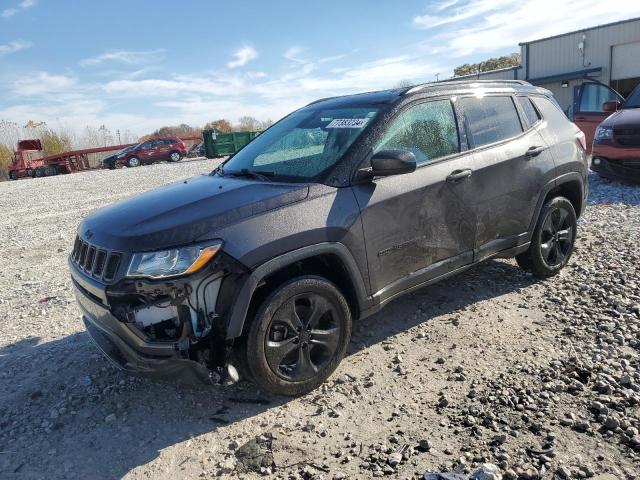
[516,96,541,129]
[579,83,621,112]
[457,96,523,148]
[374,100,459,165]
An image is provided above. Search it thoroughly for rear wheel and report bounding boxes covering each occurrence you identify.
[244,276,352,396]
[9,170,18,180]
[516,196,577,278]
[169,151,182,162]
[127,156,141,167]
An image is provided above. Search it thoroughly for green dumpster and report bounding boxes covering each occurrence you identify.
[202,130,260,158]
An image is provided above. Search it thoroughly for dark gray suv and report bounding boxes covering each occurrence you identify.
[69,80,588,396]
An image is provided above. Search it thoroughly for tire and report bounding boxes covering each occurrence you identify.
[9,170,18,180]
[516,196,577,278]
[169,151,182,162]
[244,276,352,396]
[127,156,141,167]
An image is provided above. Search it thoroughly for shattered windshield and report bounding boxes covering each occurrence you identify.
[221,106,378,181]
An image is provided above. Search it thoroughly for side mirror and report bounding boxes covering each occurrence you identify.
[370,150,417,177]
[602,101,621,112]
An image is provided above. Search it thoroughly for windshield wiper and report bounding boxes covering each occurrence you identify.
[226,168,276,182]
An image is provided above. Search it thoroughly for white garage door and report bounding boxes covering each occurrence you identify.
[612,41,640,80]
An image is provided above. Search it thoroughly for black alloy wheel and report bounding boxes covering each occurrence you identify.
[265,292,341,382]
[244,276,351,396]
[516,196,577,278]
[539,205,573,267]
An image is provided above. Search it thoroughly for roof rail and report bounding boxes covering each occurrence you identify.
[404,79,531,95]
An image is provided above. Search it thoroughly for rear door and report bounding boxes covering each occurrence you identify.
[155,139,173,160]
[352,98,477,301]
[574,81,624,150]
[455,94,555,260]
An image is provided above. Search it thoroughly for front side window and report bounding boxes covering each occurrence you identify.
[222,106,378,181]
[579,83,622,112]
[457,96,523,148]
[374,100,459,165]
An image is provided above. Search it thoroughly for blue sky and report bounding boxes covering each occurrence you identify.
[1,0,639,137]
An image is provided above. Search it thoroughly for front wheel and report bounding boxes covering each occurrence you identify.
[9,170,18,180]
[516,196,577,278]
[244,276,352,396]
[127,156,141,167]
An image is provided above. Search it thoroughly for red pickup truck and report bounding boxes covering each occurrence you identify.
[573,81,640,182]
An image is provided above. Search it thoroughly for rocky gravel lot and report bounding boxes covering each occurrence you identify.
[1,160,639,480]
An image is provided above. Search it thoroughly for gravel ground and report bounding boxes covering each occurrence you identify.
[1,160,639,480]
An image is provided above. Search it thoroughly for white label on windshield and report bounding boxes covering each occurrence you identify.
[326,118,369,129]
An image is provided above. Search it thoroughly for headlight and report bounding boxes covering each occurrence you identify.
[595,126,613,141]
[116,153,126,158]
[127,241,223,279]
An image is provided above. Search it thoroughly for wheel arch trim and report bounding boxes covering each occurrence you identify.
[529,172,585,234]
[225,242,370,339]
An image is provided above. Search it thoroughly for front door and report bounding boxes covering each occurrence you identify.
[573,81,624,150]
[352,99,476,303]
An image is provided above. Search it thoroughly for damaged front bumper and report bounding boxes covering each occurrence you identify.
[69,251,249,385]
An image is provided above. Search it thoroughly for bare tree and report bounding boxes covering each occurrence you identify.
[237,116,261,132]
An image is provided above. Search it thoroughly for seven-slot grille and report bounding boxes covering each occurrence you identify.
[71,235,122,281]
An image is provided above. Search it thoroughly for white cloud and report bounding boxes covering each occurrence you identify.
[0,40,32,56]
[80,49,165,67]
[227,46,257,69]
[414,0,640,56]
[283,46,307,64]
[14,72,77,96]
[2,0,36,18]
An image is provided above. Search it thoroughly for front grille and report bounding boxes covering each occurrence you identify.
[71,235,122,281]
[614,128,640,147]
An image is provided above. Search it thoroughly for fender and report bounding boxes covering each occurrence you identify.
[528,172,586,235]
[225,242,371,339]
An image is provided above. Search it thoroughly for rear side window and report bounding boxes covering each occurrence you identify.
[516,96,541,129]
[456,96,523,148]
[374,99,459,165]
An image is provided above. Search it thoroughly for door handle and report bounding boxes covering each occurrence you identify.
[446,169,473,183]
[574,116,586,121]
[525,145,546,158]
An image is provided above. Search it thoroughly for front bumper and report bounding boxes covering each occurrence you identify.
[71,263,215,385]
[591,157,640,183]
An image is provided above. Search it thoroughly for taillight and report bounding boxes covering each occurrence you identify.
[576,130,587,151]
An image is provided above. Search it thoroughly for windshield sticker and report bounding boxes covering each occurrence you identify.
[326,118,370,129]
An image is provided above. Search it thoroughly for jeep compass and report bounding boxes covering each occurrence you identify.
[69,80,588,396]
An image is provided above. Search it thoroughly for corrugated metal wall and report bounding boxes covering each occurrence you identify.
[522,18,640,83]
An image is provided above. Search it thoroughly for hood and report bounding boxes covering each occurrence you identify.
[80,174,309,251]
[601,108,640,128]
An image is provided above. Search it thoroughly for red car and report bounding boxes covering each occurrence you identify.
[573,81,640,182]
[112,137,187,168]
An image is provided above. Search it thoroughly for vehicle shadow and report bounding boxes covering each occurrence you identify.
[0,260,535,479]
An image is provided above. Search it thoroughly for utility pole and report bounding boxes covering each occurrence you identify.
[435,73,440,82]
[116,129,121,144]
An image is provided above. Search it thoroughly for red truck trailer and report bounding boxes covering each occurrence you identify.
[7,139,137,180]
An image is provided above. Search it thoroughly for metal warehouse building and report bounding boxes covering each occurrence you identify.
[453,17,640,117]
